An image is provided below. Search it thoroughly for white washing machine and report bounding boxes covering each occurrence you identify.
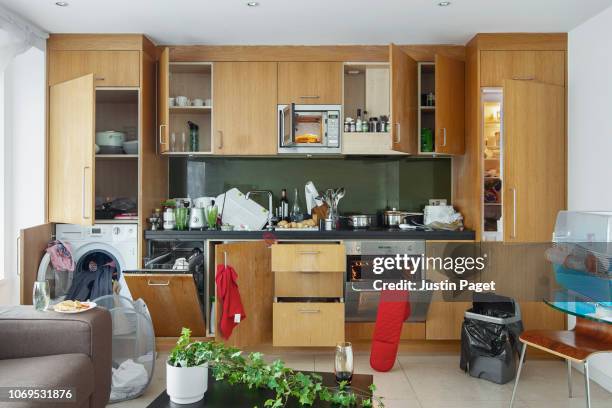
[37,224,136,302]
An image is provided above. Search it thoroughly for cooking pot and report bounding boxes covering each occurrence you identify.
[96,130,126,147]
[345,214,373,229]
[384,208,423,227]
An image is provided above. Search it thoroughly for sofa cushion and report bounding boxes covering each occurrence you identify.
[0,353,94,407]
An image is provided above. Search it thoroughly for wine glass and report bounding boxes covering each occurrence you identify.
[334,342,354,385]
[33,280,50,311]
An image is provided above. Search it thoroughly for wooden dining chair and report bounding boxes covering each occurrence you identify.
[510,317,612,408]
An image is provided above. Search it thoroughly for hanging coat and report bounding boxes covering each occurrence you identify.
[215,264,246,339]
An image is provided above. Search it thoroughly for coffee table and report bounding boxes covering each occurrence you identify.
[147,370,373,408]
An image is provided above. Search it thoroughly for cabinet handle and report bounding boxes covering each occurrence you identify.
[394,123,401,143]
[298,309,321,314]
[147,280,170,286]
[217,130,223,149]
[297,250,321,255]
[511,187,517,239]
[16,236,21,276]
[94,76,105,81]
[82,166,91,220]
[299,95,320,99]
[442,128,447,147]
[512,75,535,81]
[159,124,167,148]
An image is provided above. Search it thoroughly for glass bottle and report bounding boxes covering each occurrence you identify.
[355,109,362,134]
[280,189,290,222]
[290,188,303,222]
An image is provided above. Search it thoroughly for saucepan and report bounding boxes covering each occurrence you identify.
[384,209,423,227]
[344,214,374,229]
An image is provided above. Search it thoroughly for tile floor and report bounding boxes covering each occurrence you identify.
[111,352,612,408]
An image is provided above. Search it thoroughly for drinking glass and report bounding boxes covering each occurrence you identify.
[206,205,218,230]
[33,280,50,311]
[334,342,354,385]
[175,207,188,231]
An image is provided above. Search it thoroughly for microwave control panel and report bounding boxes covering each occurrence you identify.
[326,111,340,147]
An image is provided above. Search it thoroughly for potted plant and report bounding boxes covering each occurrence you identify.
[166,328,209,404]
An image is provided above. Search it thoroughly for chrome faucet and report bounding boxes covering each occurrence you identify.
[245,190,274,228]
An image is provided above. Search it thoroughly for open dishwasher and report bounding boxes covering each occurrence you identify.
[124,240,207,337]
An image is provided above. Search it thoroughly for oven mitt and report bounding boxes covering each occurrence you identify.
[370,290,410,372]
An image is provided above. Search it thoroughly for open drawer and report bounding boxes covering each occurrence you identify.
[123,273,206,337]
[273,302,344,347]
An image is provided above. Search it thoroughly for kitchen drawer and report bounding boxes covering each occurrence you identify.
[271,244,345,272]
[273,302,344,347]
[48,50,140,86]
[275,270,343,298]
[124,273,206,337]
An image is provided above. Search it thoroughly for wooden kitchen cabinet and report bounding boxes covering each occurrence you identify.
[390,44,418,154]
[48,50,140,87]
[480,50,565,87]
[273,302,344,347]
[214,241,273,347]
[277,62,343,104]
[48,74,95,225]
[503,79,565,242]
[434,54,465,155]
[213,62,278,155]
[271,243,345,272]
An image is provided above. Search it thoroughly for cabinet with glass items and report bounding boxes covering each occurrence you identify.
[158,48,213,155]
[481,88,503,241]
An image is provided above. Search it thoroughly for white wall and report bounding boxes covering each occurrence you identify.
[0,47,46,305]
[569,3,612,392]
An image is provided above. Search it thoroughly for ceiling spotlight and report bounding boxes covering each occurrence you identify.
[55,1,69,6]
[438,1,451,6]
[246,1,259,6]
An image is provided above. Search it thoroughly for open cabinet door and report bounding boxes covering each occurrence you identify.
[157,47,170,153]
[503,80,565,242]
[19,223,53,304]
[435,54,465,155]
[389,44,418,154]
[215,241,273,347]
[48,74,95,225]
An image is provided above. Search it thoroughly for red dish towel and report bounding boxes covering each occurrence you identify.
[215,264,246,339]
[370,290,411,372]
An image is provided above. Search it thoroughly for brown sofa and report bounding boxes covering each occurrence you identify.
[0,305,112,408]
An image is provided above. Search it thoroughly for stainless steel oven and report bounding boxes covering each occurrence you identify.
[344,240,433,322]
[278,104,341,154]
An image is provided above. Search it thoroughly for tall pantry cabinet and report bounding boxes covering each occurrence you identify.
[453,33,567,331]
[19,35,167,303]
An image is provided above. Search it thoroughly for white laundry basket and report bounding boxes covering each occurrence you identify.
[93,294,156,403]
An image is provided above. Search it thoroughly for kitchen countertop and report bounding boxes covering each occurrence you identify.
[144,227,475,241]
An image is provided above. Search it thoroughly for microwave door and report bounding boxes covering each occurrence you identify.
[281,103,295,147]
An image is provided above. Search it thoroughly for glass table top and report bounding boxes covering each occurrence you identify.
[545,290,612,325]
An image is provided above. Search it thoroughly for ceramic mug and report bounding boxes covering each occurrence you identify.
[192,98,204,106]
[169,97,176,107]
[204,98,212,106]
[176,96,190,107]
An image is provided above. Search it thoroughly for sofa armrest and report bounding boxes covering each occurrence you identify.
[0,305,112,407]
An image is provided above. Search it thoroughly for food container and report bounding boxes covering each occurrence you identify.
[96,130,126,147]
[122,140,139,155]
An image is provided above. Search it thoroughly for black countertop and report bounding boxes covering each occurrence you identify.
[144,227,475,241]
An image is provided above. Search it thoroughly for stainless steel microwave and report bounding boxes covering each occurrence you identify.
[278,104,341,154]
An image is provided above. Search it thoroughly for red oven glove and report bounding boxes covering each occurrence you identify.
[370,290,410,372]
[215,264,246,339]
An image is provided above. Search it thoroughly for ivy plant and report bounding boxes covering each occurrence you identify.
[168,328,384,408]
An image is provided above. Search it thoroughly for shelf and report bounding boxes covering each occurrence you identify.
[162,151,214,156]
[95,219,139,224]
[344,132,390,136]
[484,176,501,179]
[419,106,435,110]
[96,154,138,159]
[485,120,500,125]
[170,106,212,113]
[484,203,502,206]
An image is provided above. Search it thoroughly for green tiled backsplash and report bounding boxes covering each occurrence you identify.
[169,157,451,214]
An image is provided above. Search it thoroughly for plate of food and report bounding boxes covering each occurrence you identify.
[53,300,97,313]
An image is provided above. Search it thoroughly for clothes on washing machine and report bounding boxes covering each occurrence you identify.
[45,240,75,272]
[66,252,119,301]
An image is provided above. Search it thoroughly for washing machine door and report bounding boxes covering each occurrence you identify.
[37,253,73,303]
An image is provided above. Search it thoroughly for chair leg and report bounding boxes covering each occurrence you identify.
[510,343,527,408]
[567,359,573,398]
[584,360,591,408]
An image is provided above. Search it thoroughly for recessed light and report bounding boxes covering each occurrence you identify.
[55,1,69,6]
[246,1,259,6]
[438,1,451,6]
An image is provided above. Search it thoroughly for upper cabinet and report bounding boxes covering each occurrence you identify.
[480,50,565,87]
[48,50,140,87]
[389,44,418,154]
[213,62,278,155]
[278,62,343,104]
[434,54,465,155]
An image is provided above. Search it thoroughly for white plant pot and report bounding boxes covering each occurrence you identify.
[166,362,208,404]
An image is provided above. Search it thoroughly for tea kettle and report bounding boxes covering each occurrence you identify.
[189,206,205,230]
